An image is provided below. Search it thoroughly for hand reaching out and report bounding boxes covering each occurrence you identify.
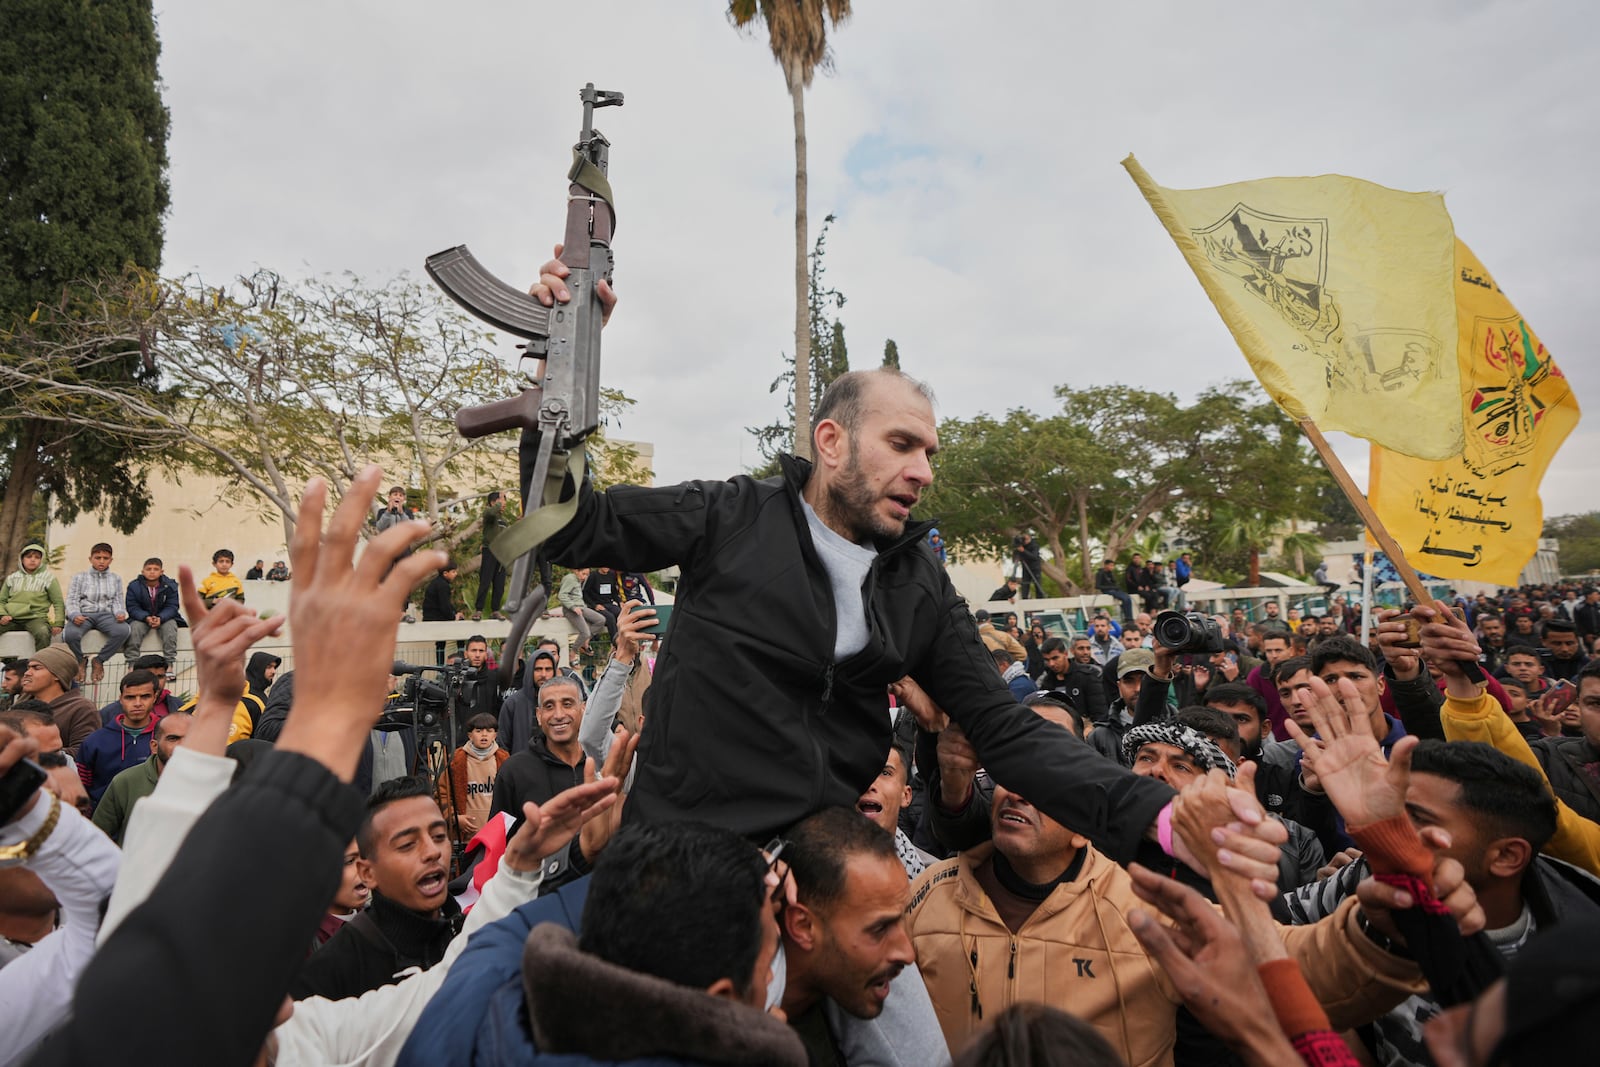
[1169,764,1288,900]
[1283,675,1416,830]
[504,769,624,872]
[176,564,285,755]
[580,727,641,862]
[1126,864,1298,1060]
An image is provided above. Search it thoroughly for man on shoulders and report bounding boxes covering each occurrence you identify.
[526,271,1280,876]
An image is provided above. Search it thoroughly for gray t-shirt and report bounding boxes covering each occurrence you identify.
[803,502,878,662]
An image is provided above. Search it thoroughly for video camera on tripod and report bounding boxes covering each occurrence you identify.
[383,662,467,743]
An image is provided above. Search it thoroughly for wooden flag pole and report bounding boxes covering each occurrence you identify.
[1297,418,1438,609]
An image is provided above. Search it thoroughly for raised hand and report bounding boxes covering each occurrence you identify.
[579,727,641,861]
[1169,764,1288,900]
[1412,601,1486,695]
[1283,676,1416,829]
[275,465,444,781]
[505,771,624,872]
[612,599,656,665]
[176,563,285,755]
[1374,608,1424,681]
[1126,864,1298,1060]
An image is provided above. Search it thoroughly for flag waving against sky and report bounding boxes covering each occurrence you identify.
[1368,240,1580,584]
[1123,156,1462,460]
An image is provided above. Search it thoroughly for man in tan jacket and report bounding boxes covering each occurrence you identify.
[907,714,1427,1065]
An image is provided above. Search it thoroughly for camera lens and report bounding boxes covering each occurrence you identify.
[1154,611,1192,649]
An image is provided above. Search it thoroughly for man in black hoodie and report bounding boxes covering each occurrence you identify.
[488,674,594,885]
[291,775,462,1000]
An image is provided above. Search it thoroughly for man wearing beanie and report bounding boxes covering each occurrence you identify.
[19,644,100,756]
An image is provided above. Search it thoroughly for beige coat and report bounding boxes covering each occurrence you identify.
[907,843,1424,1067]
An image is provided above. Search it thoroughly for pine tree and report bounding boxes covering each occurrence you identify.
[0,0,170,562]
[882,338,900,369]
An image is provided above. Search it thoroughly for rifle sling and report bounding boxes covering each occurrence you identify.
[492,448,585,567]
[568,152,615,225]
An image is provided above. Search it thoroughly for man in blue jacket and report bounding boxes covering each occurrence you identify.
[398,821,799,1067]
[123,557,182,668]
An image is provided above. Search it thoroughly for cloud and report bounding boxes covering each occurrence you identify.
[152,0,1597,521]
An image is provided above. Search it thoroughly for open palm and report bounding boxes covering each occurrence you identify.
[1283,676,1414,828]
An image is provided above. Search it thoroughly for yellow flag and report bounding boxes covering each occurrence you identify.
[1123,156,1463,459]
[1368,241,1580,584]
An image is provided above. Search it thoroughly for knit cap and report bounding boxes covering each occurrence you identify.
[30,644,80,688]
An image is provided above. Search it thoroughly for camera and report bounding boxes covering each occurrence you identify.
[1153,610,1226,654]
[383,663,464,738]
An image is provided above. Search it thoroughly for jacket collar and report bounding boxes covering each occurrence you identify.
[776,453,936,555]
[521,923,806,1065]
[366,890,461,956]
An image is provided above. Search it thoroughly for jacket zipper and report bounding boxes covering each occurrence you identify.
[969,948,983,1021]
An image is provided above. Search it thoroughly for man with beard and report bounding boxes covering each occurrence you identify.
[1035,636,1108,726]
[291,776,462,1000]
[496,650,555,755]
[1200,681,1269,762]
[531,273,1284,888]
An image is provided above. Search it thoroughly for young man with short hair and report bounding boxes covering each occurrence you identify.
[855,741,935,878]
[19,644,99,756]
[63,542,129,684]
[292,776,462,1001]
[75,668,161,806]
[1541,618,1589,684]
[1034,636,1108,725]
[1498,647,1548,698]
[1246,629,1296,740]
[123,557,181,667]
[0,544,65,651]
[91,710,191,844]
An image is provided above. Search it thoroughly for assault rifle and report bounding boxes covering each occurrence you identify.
[426,83,622,687]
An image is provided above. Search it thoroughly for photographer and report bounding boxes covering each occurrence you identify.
[449,635,499,739]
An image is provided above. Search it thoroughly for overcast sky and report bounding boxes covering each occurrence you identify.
[151,0,1596,527]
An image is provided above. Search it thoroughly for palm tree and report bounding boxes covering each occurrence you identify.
[727,0,851,460]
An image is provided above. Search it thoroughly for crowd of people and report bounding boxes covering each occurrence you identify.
[2,349,1597,1065]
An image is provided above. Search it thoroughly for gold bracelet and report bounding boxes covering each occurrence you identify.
[0,791,61,863]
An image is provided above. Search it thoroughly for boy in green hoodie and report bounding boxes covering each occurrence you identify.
[0,543,65,651]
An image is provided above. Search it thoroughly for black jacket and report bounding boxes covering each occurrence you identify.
[422,573,455,621]
[544,455,1172,857]
[290,890,463,1001]
[1531,735,1600,825]
[490,732,586,828]
[31,749,364,1067]
[1036,661,1109,724]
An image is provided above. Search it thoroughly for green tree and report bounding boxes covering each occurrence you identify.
[728,0,851,462]
[920,382,1332,592]
[0,0,170,565]
[747,213,849,473]
[1546,512,1600,574]
[882,338,900,369]
[0,268,650,569]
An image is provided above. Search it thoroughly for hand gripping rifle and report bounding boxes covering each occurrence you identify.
[425,83,622,688]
